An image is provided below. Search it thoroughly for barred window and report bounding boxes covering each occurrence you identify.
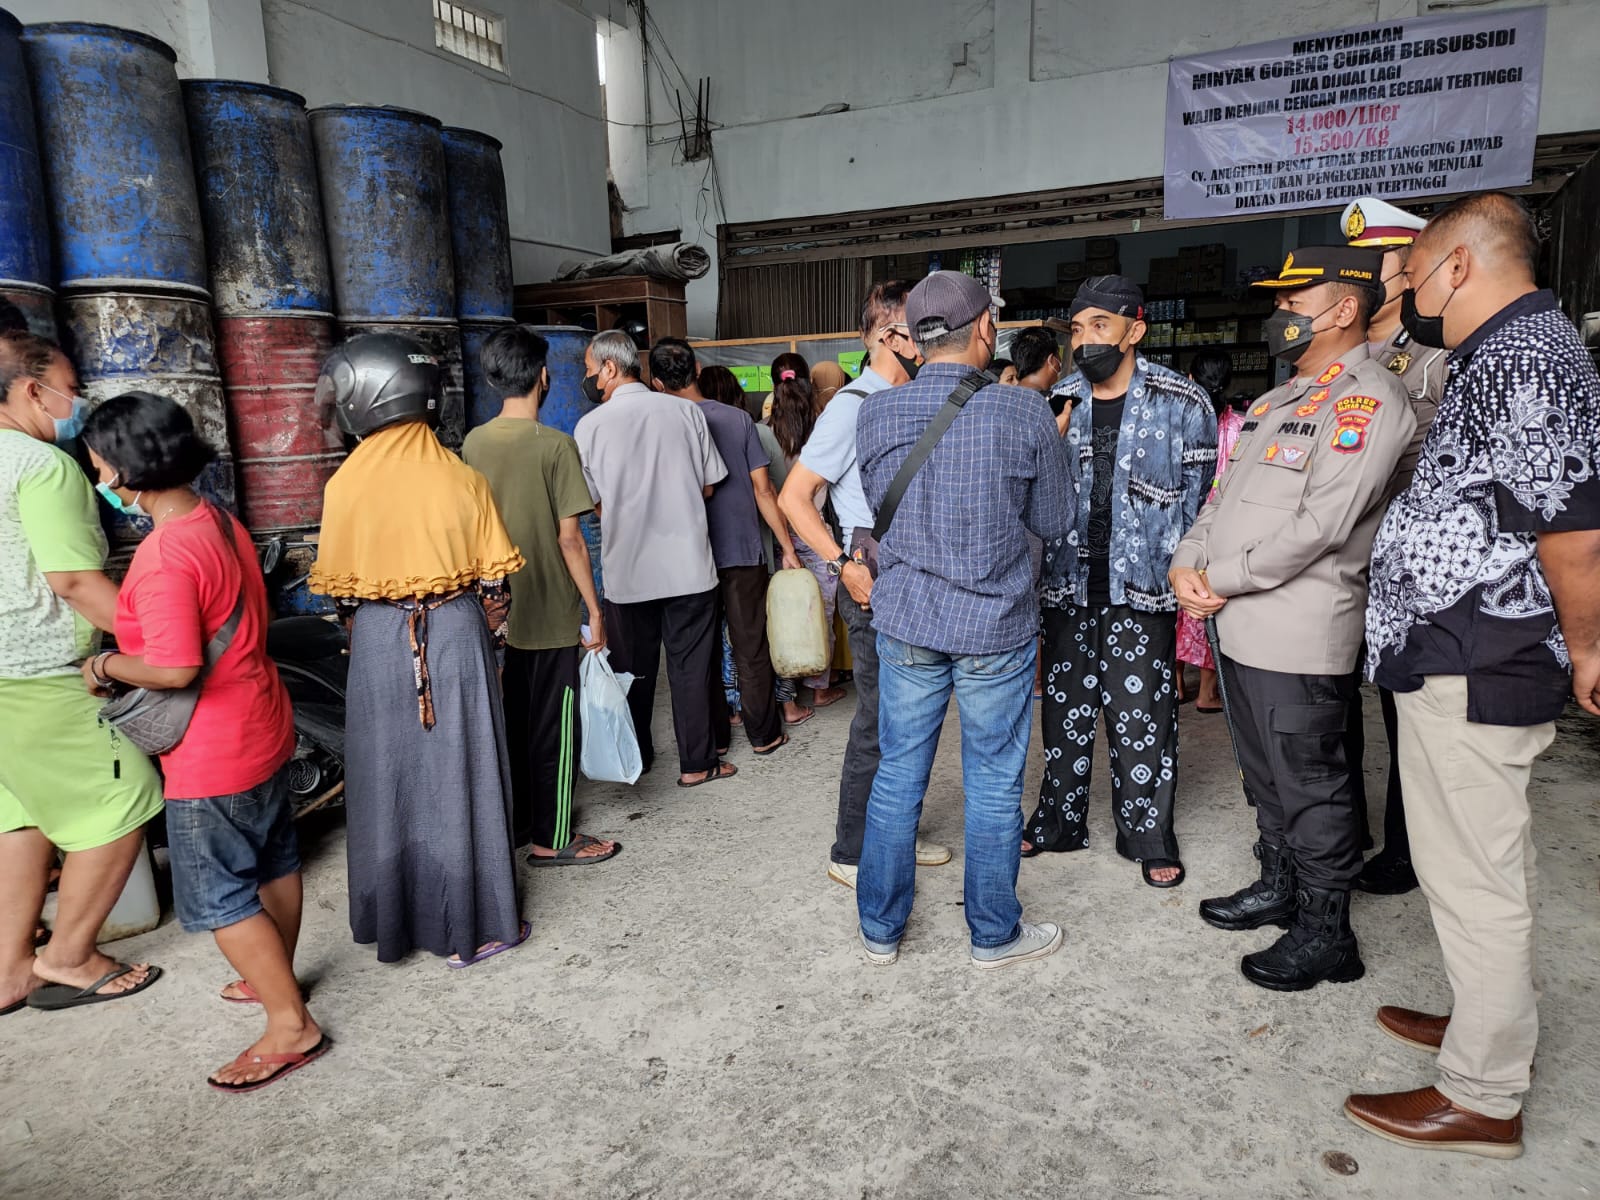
[433,0,505,72]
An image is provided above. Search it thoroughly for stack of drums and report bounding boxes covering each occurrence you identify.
[22,22,234,542]
[441,126,516,431]
[184,81,341,540]
[0,8,54,338]
[309,105,466,448]
[185,81,339,615]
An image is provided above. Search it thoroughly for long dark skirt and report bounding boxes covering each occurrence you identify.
[345,594,521,962]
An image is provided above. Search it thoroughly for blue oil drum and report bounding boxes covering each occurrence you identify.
[309,105,454,322]
[60,290,235,540]
[440,127,514,320]
[182,80,333,317]
[530,325,595,437]
[21,23,206,294]
[460,318,515,432]
[0,8,50,289]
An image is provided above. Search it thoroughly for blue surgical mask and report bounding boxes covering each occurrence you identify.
[46,388,89,443]
[94,473,147,518]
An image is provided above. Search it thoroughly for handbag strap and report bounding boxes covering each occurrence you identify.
[870,369,993,542]
[200,502,246,669]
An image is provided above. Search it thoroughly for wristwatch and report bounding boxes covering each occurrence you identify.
[826,552,851,577]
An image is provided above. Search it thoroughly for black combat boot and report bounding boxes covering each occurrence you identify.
[1240,886,1365,992]
[1198,840,1297,931]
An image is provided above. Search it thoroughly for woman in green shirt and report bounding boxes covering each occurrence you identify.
[0,331,165,1014]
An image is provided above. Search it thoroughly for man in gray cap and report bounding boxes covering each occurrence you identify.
[1170,246,1415,992]
[1023,276,1217,889]
[853,270,1073,969]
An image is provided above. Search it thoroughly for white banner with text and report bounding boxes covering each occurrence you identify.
[1163,7,1545,220]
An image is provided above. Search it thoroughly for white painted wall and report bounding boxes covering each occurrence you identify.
[10,0,612,282]
[609,0,1600,334]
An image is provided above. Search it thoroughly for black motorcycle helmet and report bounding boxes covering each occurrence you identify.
[318,332,442,438]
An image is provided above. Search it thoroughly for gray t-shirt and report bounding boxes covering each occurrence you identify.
[575,382,728,603]
[696,397,766,570]
[797,366,887,552]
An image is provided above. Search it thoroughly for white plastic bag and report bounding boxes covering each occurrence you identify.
[579,648,642,784]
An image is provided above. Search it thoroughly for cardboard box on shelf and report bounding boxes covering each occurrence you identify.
[1085,257,1121,277]
[1057,261,1088,283]
[1086,237,1119,259]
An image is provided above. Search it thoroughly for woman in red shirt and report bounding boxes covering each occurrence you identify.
[80,393,328,1094]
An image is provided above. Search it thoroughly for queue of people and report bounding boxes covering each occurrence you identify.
[1,192,1595,1161]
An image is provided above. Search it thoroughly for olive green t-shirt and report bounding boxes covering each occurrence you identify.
[461,418,594,651]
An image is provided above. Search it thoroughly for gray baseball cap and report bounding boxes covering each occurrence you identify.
[905,270,1002,343]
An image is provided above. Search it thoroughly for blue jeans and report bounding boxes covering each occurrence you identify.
[167,764,300,933]
[857,633,1036,951]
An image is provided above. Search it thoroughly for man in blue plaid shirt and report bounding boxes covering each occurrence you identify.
[854,271,1073,970]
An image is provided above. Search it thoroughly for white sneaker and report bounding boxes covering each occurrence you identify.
[827,862,858,889]
[971,921,1064,970]
[860,929,899,965]
[915,838,952,866]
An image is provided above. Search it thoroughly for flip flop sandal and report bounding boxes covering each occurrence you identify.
[677,762,737,788]
[1020,842,1042,859]
[1141,859,1186,889]
[1195,705,1223,714]
[1,997,28,1016]
[753,734,789,756]
[784,708,815,727]
[26,963,163,1011]
[528,834,622,867]
[220,980,311,1005]
[447,920,532,969]
[207,1033,334,1094]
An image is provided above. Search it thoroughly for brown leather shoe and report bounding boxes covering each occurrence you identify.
[1376,1005,1449,1054]
[1344,1086,1522,1159]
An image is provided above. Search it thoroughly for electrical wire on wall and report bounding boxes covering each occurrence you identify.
[629,0,727,241]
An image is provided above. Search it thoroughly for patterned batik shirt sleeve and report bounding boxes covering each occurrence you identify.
[1484,344,1600,535]
[1025,407,1075,542]
[1178,391,1220,533]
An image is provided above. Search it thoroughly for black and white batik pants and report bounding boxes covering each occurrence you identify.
[1025,603,1181,861]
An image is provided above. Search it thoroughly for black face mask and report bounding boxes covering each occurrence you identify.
[1073,342,1126,385]
[1262,299,1341,364]
[1398,255,1455,348]
[892,350,921,381]
[580,372,603,406]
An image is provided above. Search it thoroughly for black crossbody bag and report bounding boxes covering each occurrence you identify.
[851,369,992,578]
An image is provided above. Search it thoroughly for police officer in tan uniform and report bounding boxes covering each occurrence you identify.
[1170,246,1416,992]
[1338,198,1449,896]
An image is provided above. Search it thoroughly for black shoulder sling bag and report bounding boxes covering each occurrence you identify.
[851,369,992,579]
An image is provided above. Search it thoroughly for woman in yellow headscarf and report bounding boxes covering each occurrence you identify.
[310,334,527,967]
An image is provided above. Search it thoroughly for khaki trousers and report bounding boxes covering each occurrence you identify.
[1395,675,1556,1119]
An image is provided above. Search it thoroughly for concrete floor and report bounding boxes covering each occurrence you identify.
[3,681,1598,1200]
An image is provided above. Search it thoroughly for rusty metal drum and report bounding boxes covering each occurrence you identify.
[21,23,207,294]
[60,290,235,539]
[216,313,343,532]
[182,80,333,317]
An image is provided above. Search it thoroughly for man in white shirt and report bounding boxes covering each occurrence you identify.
[574,330,733,787]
